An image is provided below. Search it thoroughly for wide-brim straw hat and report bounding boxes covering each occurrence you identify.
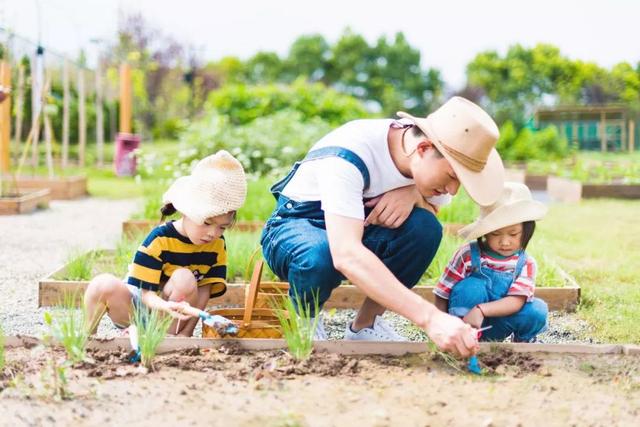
[458,182,548,241]
[163,150,247,225]
[397,96,504,206]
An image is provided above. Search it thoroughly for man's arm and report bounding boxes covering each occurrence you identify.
[324,212,479,357]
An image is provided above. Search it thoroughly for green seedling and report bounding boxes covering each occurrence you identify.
[131,304,173,370]
[272,289,320,361]
[426,340,464,373]
[49,292,90,364]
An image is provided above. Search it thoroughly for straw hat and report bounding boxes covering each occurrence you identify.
[163,150,247,225]
[397,96,504,206]
[458,182,548,241]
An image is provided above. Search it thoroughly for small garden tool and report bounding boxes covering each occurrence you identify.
[179,304,239,337]
[128,324,141,363]
[467,325,493,375]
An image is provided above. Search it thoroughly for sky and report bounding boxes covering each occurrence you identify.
[2,0,639,89]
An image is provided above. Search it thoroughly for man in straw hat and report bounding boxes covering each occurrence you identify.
[261,96,504,357]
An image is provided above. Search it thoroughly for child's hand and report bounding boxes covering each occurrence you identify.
[463,306,484,329]
[163,301,192,321]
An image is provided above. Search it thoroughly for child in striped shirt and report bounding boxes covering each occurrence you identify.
[434,182,549,342]
[84,150,247,337]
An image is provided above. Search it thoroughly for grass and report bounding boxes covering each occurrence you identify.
[437,188,479,224]
[535,199,640,343]
[273,289,319,361]
[61,249,96,281]
[48,293,90,364]
[131,304,173,370]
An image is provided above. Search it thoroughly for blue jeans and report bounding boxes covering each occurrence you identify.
[448,276,549,342]
[261,196,443,314]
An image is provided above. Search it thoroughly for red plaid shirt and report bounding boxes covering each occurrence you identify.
[434,243,537,301]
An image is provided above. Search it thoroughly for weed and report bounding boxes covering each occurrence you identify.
[131,304,173,370]
[58,249,96,281]
[42,312,70,400]
[0,324,4,371]
[426,340,464,373]
[272,289,319,361]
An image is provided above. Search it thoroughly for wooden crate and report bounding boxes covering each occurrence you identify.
[11,175,87,200]
[0,189,50,215]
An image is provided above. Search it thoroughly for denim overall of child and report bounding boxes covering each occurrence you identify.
[448,241,548,342]
[260,146,443,313]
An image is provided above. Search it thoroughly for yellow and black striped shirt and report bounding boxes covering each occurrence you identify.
[127,221,227,297]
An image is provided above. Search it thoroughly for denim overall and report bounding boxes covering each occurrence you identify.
[260,146,443,313]
[448,242,548,342]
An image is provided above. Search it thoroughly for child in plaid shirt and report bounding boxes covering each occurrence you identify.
[434,183,549,342]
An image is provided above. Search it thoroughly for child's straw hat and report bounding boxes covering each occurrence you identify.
[397,96,504,206]
[458,182,548,240]
[163,150,247,224]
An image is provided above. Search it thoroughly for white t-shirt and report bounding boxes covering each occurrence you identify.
[282,118,451,220]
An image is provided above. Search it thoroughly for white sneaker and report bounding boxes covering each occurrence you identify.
[344,315,408,342]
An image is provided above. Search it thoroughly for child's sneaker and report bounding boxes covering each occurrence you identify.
[311,314,327,340]
[344,315,407,342]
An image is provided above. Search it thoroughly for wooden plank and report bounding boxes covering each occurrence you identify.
[119,63,132,133]
[582,184,640,199]
[39,280,580,313]
[4,335,632,356]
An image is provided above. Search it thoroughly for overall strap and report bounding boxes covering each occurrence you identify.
[513,250,528,281]
[269,146,370,199]
[469,241,482,272]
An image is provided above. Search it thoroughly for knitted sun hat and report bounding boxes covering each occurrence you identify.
[458,182,548,241]
[397,96,505,206]
[162,150,247,225]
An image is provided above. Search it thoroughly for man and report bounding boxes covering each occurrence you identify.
[260,96,504,357]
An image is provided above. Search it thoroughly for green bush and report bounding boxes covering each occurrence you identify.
[497,121,570,161]
[207,79,369,126]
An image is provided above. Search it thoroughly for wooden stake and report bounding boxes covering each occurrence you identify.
[95,62,104,167]
[0,61,10,173]
[77,66,86,167]
[62,60,70,169]
[119,63,132,133]
[13,63,24,165]
[43,76,54,179]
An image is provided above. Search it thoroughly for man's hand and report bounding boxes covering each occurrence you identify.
[463,306,484,329]
[424,310,479,358]
[364,185,422,228]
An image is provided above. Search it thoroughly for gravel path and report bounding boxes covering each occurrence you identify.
[0,197,138,336]
[0,196,597,344]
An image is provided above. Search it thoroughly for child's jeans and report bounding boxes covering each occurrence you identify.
[448,276,548,342]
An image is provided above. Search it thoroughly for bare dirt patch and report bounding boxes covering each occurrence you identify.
[1,345,639,426]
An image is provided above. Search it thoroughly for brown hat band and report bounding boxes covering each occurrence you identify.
[441,143,486,172]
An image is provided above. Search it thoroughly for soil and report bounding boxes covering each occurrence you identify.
[1,345,639,426]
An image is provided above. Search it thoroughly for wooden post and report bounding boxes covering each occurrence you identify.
[630,120,636,153]
[43,76,54,179]
[61,60,70,169]
[0,61,11,173]
[119,63,132,134]
[77,66,86,167]
[95,62,104,167]
[13,64,25,165]
[600,111,607,152]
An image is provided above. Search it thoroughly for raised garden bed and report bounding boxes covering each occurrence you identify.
[0,188,50,215]
[8,175,88,200]
[122,219,265,238]
[525,174,548,191]
[548,176,640,202]
[38,250,581,312]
